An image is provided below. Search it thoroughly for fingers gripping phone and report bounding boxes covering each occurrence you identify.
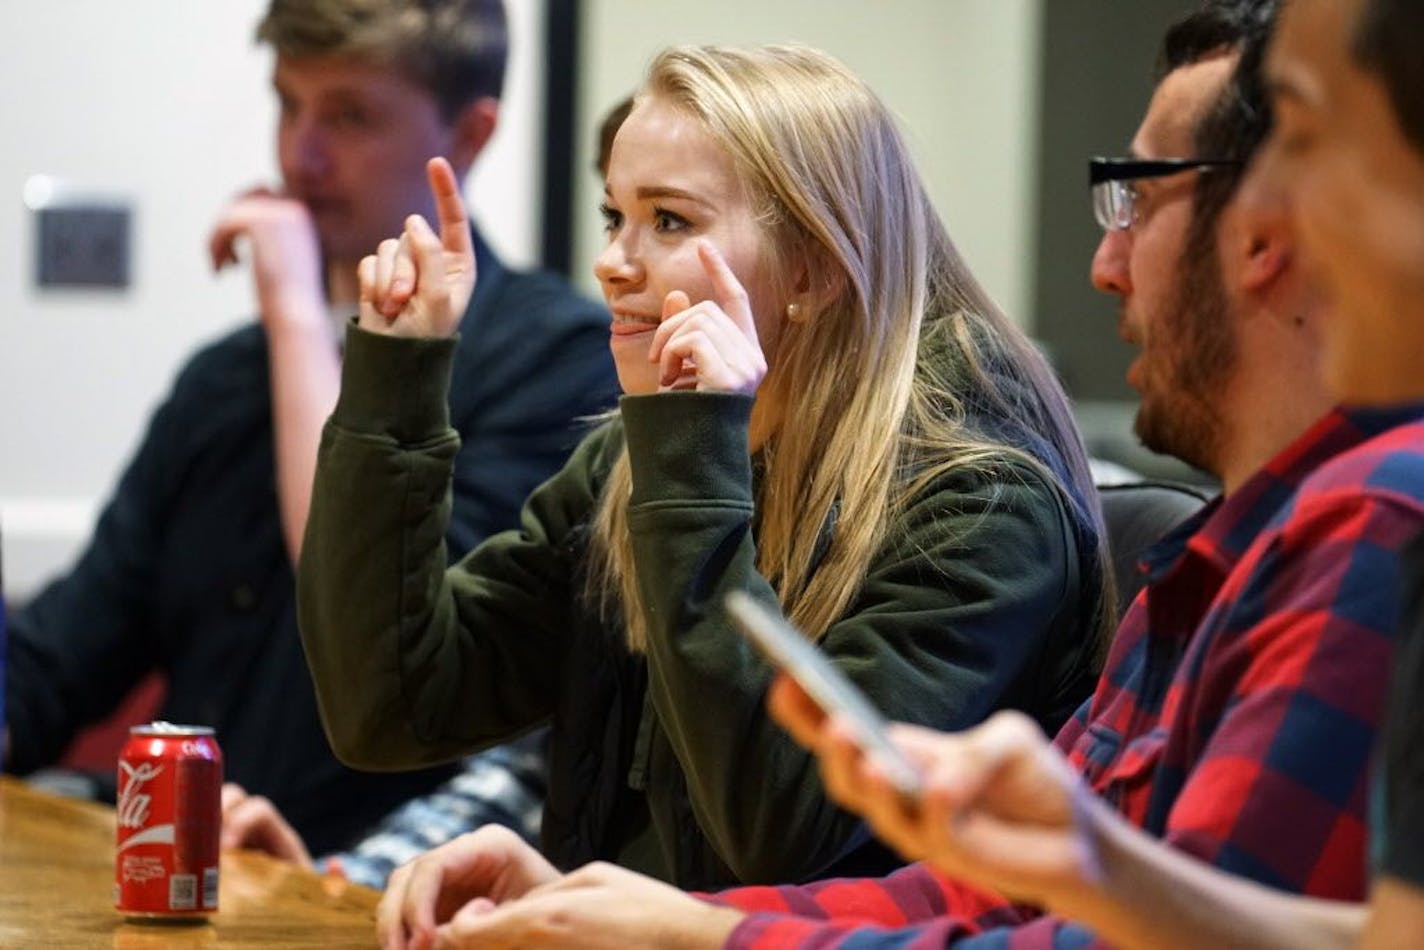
[725,591,922,798]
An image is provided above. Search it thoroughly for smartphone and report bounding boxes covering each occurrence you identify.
[725,590,922,798]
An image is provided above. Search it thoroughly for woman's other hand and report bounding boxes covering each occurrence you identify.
[649,242,768,395]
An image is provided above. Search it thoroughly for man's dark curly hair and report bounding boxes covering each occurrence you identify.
[1157,0,1279,257]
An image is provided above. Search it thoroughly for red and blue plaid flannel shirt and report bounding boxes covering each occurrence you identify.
[712,405,1424,949]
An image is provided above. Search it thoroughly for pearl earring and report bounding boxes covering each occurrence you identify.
[785,302,804,321]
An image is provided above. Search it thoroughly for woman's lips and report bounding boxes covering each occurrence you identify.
[610,318,659,336]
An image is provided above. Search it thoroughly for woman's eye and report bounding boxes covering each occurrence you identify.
[599,202,623,233]
[653,208,689,233]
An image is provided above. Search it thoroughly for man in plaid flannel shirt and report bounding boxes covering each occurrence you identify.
[360,1,1424,946]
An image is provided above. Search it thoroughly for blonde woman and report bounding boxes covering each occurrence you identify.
[298,45,1110,898]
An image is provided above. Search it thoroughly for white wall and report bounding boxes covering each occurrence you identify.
[572,0,1043,325]
[0,1,544,600]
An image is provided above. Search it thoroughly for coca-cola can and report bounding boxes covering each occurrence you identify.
[115,722,223,919]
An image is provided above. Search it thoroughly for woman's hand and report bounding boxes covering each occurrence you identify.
[649,242,768,395]
[767,674,1100,907]
[357,157,477,339]
[431,861,743,950]
[376,825,560,950]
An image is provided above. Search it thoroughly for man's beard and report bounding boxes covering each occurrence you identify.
[1133,237,1237,478]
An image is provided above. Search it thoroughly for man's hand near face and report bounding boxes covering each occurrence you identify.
[208,188,340,565]
[210,189,327,328]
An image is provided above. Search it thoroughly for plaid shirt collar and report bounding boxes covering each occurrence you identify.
[1142,404,1424,593]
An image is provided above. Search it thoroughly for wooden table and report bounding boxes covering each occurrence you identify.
[0,776,380,947]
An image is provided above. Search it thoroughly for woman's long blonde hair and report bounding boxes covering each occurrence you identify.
[589,45,1113,653]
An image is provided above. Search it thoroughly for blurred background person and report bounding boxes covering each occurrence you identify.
[2,0,616,857]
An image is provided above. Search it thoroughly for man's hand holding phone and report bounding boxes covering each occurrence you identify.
[724,592,923,799]
[735,591,1101,907]
[767,665,1104,909]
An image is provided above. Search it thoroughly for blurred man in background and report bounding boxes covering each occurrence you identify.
[3,0,616,857]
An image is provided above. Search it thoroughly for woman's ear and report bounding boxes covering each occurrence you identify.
[785,247,848,322]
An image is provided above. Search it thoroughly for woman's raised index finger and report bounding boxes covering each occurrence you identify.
[696,241,757,341]
[425,157,473,258]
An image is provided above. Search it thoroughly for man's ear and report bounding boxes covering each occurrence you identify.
[448,96,500,176]
[1234,189,1294,294]
[1240,229,1292,293]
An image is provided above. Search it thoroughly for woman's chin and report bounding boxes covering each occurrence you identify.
[610,331,661,396]
[613,362,661,397]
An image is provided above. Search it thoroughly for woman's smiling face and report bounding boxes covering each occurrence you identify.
[593,96,787,396]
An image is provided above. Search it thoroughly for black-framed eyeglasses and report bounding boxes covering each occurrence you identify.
[1090,157,1243,231]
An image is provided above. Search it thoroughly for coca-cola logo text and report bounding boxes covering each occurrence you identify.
[117,761,164,830]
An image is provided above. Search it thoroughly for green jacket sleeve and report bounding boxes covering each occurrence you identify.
[297,325,605,770]
[621,392,1085,883]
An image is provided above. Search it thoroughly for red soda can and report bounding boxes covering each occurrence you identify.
[115,722,223,919]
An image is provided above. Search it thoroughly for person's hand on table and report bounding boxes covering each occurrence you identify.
[429,860,743,950]
[377,824,560,950]
[220,782,313,868]
[767,673,1103,907]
